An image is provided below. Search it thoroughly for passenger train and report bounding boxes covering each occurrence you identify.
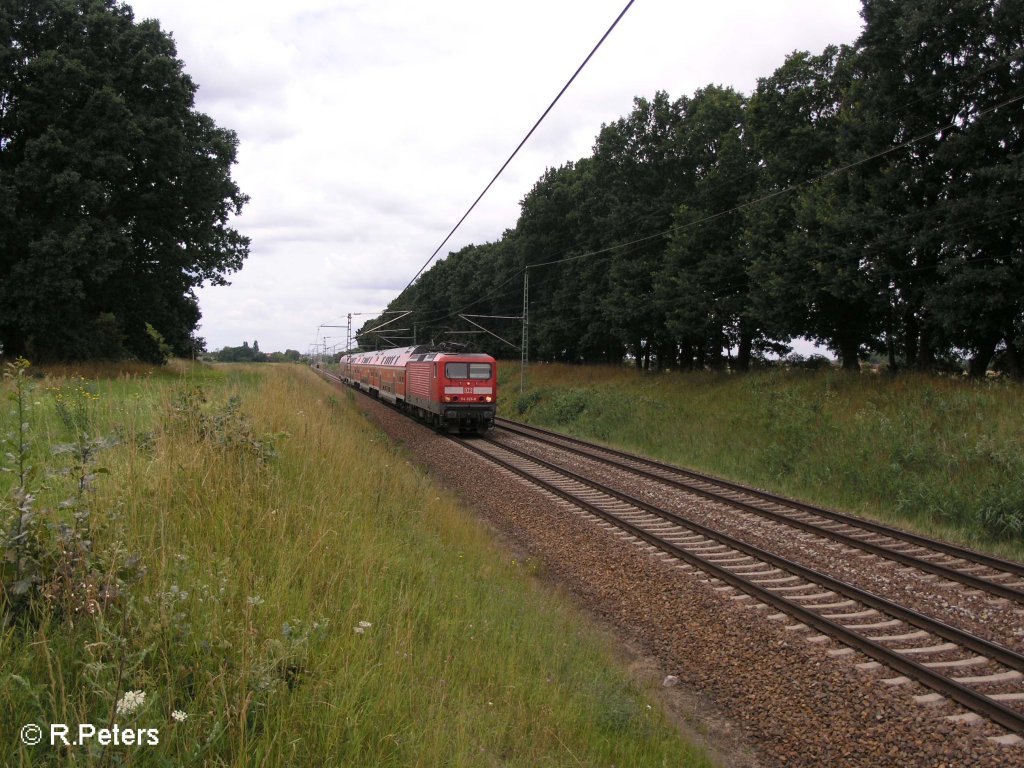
[338,345,497,433]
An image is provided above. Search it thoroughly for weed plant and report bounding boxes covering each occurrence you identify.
[1,362,708,766]
[504,364,1024,561]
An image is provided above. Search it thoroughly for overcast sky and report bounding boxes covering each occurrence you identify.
[125,0,865,354]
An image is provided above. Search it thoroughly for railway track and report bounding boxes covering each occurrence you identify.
[314,366,1024,740]
[494,417,1024,605]
[454,427,1024,742]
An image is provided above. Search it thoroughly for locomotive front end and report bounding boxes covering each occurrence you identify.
[438,355,496,433]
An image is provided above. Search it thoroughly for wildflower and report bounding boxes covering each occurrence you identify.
[246,595,264,607]
[354,626,365,634]
[358,621,372,628]
[116,690,147,716]
[171,710,188,723]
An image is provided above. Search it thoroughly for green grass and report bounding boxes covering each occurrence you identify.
[1,360,709,767]
[503,363,1024,562]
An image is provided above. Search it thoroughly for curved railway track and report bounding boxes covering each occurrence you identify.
[454,431,1024,740]
[494,417,1024,605]
[313,366,1023,741]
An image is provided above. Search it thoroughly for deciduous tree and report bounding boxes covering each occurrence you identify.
[0,0,249,361]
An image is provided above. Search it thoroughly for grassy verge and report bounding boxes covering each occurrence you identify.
[1,360,708,767]
[503,363,1024,562]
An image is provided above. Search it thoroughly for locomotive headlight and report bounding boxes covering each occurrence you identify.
[485,396,492,403]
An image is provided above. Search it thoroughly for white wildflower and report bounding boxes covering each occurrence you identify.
[171,710,188,722]
[116,690,147,716]
[358,621,372,628]
[354,626,365,634]
[246,596,264,607]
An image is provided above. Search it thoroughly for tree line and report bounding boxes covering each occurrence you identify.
[210,342,303,363]
[361,0,1023,376]
[0,0,248,362]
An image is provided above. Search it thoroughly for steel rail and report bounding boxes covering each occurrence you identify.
[455,435,1024,734]
[314,367,1024,733]
[318,368,1023,600]
[479,435,1024,672]
[494,418,1024,599]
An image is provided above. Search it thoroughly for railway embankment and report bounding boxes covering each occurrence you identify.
[500,363,1024,563]
[343,363,1024,766]
[1,361,711,766]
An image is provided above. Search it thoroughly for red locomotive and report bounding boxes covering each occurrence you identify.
[338,345,497,433]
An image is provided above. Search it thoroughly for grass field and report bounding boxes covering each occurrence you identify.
[503,363,1024,562]
[1,360,710,767]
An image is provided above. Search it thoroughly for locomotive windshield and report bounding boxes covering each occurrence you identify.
[445,362,492,380]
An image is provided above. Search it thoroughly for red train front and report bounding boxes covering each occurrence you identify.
[339,345,497,433]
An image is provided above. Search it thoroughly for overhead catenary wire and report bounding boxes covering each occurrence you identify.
[404,46,1024,323]
[357,43,1023,351]
[395,0,637,301]
[399,90,1024,339]
[401,90,1024,330]
[526,90,1024,273]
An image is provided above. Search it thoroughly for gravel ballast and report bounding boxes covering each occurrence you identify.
[346,388,1024,767]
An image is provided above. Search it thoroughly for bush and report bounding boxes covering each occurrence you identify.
[550,389,590,424]
[978,490,1024,539]
[1,360,141,628]
[516,389,543,415]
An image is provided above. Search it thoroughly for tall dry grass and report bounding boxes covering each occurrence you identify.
[1,361,708,766]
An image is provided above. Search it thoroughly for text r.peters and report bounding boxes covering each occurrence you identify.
[51,723,159,747]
